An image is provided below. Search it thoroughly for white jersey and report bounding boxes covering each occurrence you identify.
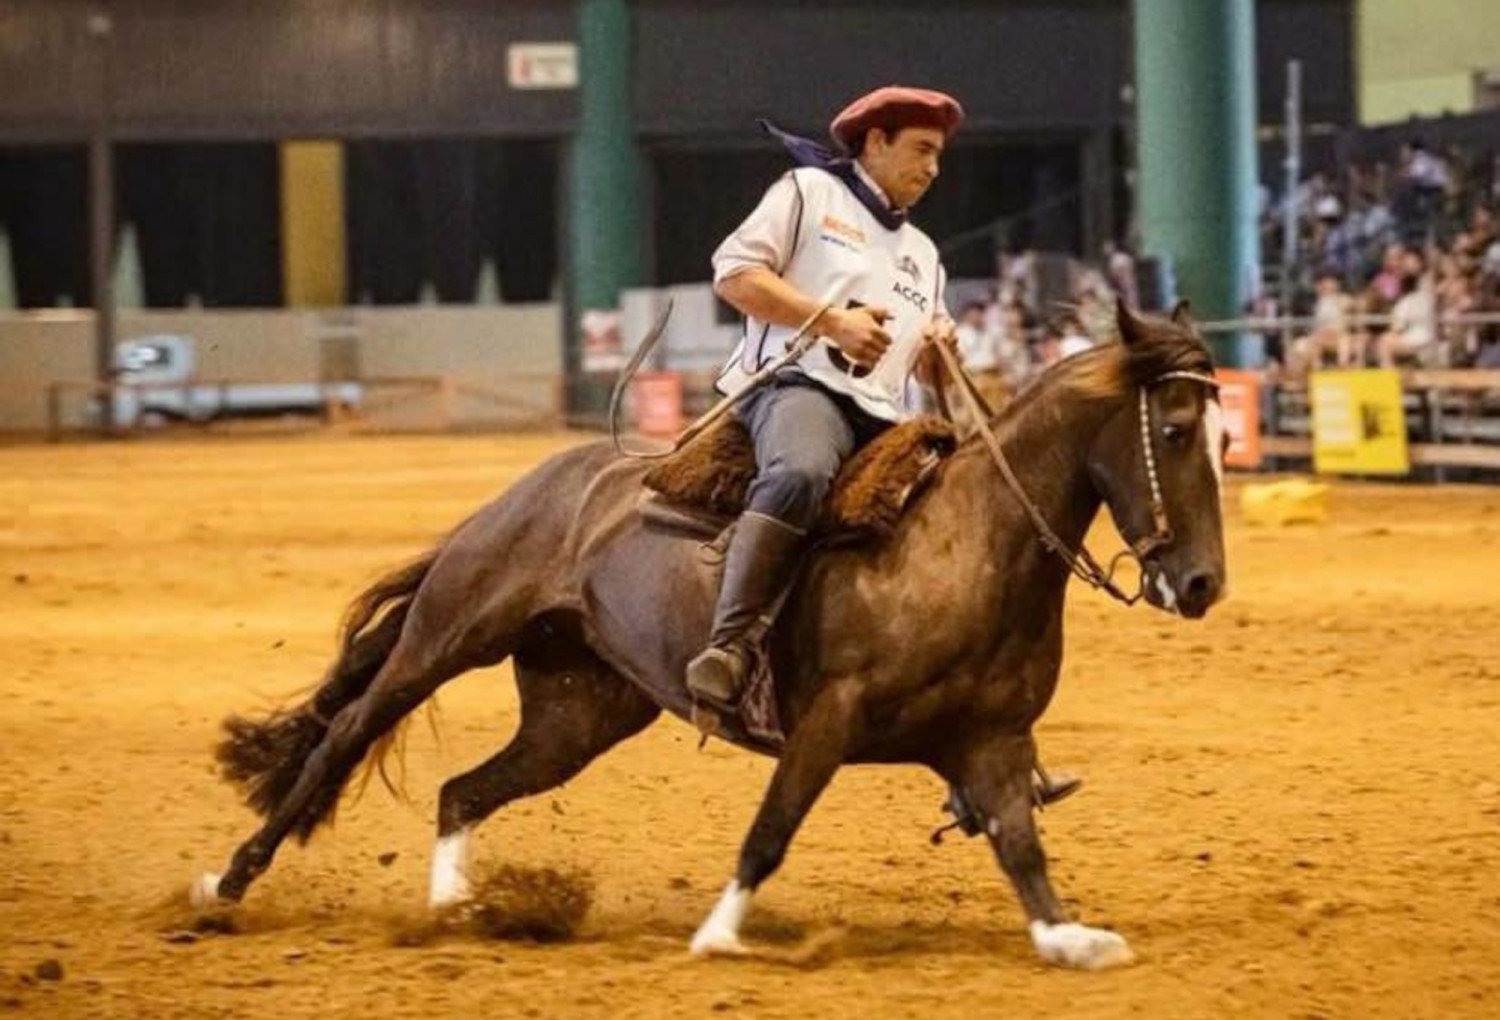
[712,165,949,423]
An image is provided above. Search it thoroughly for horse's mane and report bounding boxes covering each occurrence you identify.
[995,310,1216,426]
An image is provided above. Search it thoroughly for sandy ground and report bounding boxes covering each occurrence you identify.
[1,432,1497,1020]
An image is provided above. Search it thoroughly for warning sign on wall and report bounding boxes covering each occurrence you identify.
[1310,369,1410,475]
[507,43,579,90]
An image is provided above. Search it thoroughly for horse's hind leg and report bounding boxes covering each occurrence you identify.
[954,735,1134,971]
[203,633,485,904]
[201,566,534,905]
[429,624,660,908]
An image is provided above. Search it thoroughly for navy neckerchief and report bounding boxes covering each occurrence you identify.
[758,119,906,232]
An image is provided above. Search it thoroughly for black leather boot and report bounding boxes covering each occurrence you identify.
[686,512,806,712]
[1032,764,1083,807]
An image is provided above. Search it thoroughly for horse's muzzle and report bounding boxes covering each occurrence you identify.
[1141,562,1222,618]
[1175,570,1222,619]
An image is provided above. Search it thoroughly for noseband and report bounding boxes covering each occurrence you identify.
[935,341,1219,606]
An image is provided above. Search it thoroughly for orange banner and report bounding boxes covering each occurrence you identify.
[1215,369,1262,469]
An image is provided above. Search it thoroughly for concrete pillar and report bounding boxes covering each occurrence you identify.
[1133,0,1262,366]
[566,0,645,411]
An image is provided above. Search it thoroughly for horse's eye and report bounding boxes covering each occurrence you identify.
[1161,424,1189,445]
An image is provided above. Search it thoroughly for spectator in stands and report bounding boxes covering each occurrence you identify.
[1374,266,1438,367]
[1031,319,1063,372]
[1315,194,1360,280]
[1103,242,1138,310]
[1056,312,1094,360]
[1455,205,1497,263]
[1367,242,1409,308]
[995,302,1034,387]
[954,299,1011,410]
[1395,139,1451,243]
[1436,264,1479,365]
[1475,245,1500,368]
[1290,271,1355,374]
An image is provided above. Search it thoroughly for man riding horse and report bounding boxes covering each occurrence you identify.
[686,86,1079,806]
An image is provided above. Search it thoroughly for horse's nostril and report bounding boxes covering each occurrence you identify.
[1185,573,1216,601]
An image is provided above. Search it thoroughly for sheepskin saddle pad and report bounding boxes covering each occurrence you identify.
[641,414,958,540]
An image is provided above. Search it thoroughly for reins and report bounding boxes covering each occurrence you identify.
[931,338,1219,606]
[609,287,842,461]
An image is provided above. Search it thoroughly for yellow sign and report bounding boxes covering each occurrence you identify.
[1310,369,1410,475]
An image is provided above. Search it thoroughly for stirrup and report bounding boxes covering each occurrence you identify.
[931,785,986,844]
[1033,769,1084,808]
[685,646,747,714]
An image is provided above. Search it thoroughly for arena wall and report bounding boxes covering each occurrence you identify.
[0,305,562,435]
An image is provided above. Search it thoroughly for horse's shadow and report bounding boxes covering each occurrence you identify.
[154,890,1023,970]
[603,907,1019,969]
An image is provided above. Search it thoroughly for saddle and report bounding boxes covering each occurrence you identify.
[639,414,958,541]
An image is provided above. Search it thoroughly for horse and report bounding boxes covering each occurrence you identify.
[195,301,1227,971]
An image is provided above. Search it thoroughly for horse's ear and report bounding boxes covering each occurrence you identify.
[1115,300,1145,347]
[1170,299,1193,325]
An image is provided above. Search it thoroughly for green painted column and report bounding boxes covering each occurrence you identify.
[567,0,645,413]
[1133,0,1261,366]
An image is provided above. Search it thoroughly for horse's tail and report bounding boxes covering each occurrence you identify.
[214,546,440,838]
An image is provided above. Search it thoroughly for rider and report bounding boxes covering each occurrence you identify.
[685,86,1080,808]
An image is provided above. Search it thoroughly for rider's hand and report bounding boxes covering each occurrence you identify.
[820,305,893,368]
[914,317,958,387]
[922,317,959,357]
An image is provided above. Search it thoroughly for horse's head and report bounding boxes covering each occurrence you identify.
[1086,302,1227,619]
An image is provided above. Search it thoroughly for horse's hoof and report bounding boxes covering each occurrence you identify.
[1028,921,1136,970]
[188,871,225,909]
[428,885,473,912]
[689,928,750,957]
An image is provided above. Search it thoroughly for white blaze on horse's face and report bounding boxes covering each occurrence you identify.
[1203,397,1226,490]
[1153,572,1178,613]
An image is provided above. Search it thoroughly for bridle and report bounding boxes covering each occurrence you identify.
[933,340,1219,606]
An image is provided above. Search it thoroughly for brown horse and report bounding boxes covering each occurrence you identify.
[195,303,1226,971]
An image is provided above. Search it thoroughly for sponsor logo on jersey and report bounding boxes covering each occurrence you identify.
[819,214,867,248]
[892,280,929,313]
[896,255,922,285]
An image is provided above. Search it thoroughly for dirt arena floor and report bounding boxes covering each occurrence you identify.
[2,432,1497,1019]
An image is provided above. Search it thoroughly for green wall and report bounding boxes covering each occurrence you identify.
[1359,0,1500,123]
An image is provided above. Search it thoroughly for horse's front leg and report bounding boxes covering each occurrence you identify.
[689,681,858,957]
[958,735,1135,971]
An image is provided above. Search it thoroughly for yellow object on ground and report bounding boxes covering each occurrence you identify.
[1240,478,1330,526]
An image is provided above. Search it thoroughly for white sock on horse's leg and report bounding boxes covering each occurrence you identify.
[428,828,473,909]
[1028,920,1135,970]
[690,880,753,956]
[189,871,223,908]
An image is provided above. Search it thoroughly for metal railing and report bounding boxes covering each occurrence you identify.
[1198,313,1500,478]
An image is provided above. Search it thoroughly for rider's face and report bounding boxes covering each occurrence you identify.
[860,126,945,210]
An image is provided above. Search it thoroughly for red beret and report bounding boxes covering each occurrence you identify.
[829,86,965,150]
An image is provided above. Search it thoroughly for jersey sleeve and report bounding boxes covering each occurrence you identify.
[933,261,951,322]
[712,173,804,283]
